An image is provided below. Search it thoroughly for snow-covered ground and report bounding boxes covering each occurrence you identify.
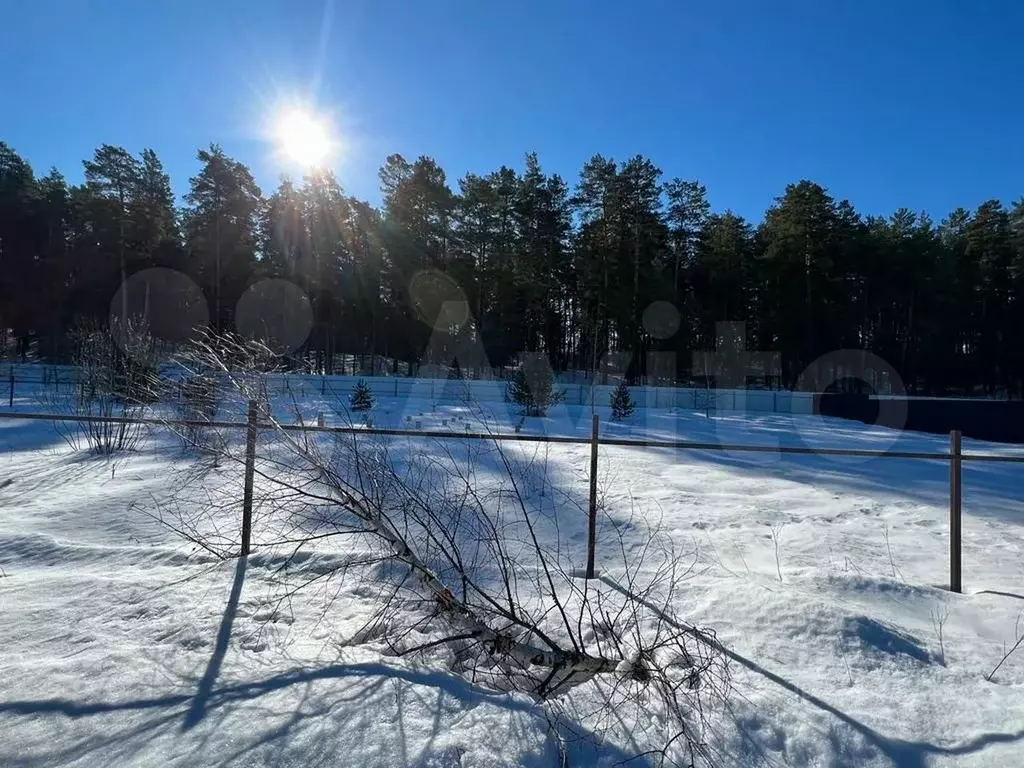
[3,384,1024,767]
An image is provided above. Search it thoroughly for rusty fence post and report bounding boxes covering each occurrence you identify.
[241,399,258,557]
[586,413,599,579]
[949,429,962,593]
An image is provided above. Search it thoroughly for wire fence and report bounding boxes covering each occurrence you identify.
[3,405,1022,592]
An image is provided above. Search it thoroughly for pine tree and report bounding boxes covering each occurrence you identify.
[135,149,179,251]
[514,153,573,362]
[610,379,635,421]
[455,166,523,366]
[0,143,42,357]
[506,355,564,416]
[572,155,620,375]
[260,177,308,280]
[183,145,263,332]
[692,212,754,342]
[757,181,842,388]
[83,145,143,324]
[378,154,456,366]
[349,378,374,412]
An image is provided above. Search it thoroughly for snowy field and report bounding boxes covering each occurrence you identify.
[3,381,1024,767]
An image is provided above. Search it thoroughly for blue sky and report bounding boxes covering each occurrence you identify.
[3,0,1023,221]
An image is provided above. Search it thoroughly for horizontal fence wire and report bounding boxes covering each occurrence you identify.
[2,409,1023,463]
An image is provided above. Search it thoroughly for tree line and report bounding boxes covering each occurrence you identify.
[1,139,1022,395]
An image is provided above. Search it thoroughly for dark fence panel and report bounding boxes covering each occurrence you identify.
[817,393,1024,444]
[817,393,876,423]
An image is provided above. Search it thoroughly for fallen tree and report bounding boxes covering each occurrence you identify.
[158,331,730,765]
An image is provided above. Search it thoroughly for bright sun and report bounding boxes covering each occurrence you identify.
[274,108,332,168]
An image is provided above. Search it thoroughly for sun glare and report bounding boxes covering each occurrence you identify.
[274,108,332,168]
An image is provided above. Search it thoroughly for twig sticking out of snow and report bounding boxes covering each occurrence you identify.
[987,613,1024,682]
[769,524,784,583]
[931,606,950,667]
[883,524,903,581]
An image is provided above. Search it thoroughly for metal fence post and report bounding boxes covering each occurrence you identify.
[241,399,258,557]
[586,413,599,579]
[8,369,13,407]
[949,429,962,593]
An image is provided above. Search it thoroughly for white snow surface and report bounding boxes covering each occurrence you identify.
[2,384,1024,767]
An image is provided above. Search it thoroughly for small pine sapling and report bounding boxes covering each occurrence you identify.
[610,379,636,421]
[506,356,565,417]
[349,378,375,412]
